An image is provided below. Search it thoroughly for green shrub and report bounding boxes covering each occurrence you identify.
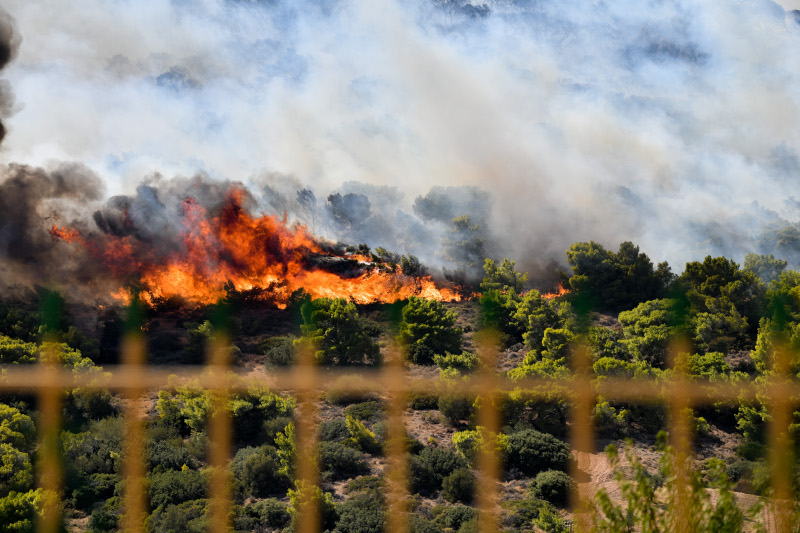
[430,504,477,531]
[438,393,474,426]
[593,401,630,438]
[262,416,293,446]
[343,401,384,422]
[235,499,290,531]
[232,446,288,498]
[529,470,574,507]
[318,441,370,481]
[288,481,338,532]
[146,440,197,474]
[324,375,379,405]
[397,297,463,364]
[408,392,439,410]
[145,498,208,533]
[345,415,381,454]
[505,496,557,530]
[451,428,509,466]
[410,515,444,533]
[506,429,570,477]
[410,447,468,496]
[89,496,120,532]
[334,488,385,533]
[346,476,382,494]
[147,470,207,509]
[261,336,295,366]
[299,298,381,366]
[433,351,479,373]
[319,418,350,443]
[441,468,475,504]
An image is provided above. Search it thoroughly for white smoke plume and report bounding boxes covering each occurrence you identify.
[1,0,800,288]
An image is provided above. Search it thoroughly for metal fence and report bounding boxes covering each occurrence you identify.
[2,298,798,533]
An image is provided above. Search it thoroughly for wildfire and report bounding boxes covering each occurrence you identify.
[542,283,569,300]
[49,189,461,307]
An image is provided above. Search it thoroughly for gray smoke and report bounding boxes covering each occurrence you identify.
[0,7,20,146]
[1,0,800,293]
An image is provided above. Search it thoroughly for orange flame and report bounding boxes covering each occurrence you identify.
[50,189,461,307]
[542,283,569,300]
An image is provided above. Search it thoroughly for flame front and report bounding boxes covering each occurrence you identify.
[50,189,461,307]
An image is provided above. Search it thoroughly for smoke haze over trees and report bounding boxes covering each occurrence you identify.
[1,1,800,293]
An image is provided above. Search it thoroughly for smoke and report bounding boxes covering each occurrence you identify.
[0,6,20,146]
[1,0,800,293]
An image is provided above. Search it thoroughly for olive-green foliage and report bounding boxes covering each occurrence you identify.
[89,495,120,532]
[529,470,574,507]
[234,499,290,531]
[515,291,562,351]
[344,415,381,454]
[334,488,385,533]
[680,255,764,338]
[505,429,570,477]
[145,498,208,533]
[0,335,37,364]
[504,494,558,531]
[147,469,207,509]
[343,401,383,422]
[744,253,787,284]
[61,418,123,509]
[0,299,41,342]
[410,447,469,496]
[587,326,630,361]
[288,481,338,532]
[409,515,444,533]
[565,241,672,311]
[300,298,381,366]
[319,441,371,481]
[275,422,296,477]
[430,504,477,531]
[441,468,474,504]
[261,336,295,366]
[592,400,631,438]
[146,440,198,474]
[346,475,382,494]
[319,418,350,443]
[0,404,35,452]
[409,392,439,410]
[481,258,528,294]
[232,445,288,498]
[438,392,474,426]
[451,428,509,466]
[433,351,479,373]
[0,443,32,495]
[156,382,294,443]
[0,489,47,533]
[397,297,463,365]
[590,445,749,532]
[618,299,679,368]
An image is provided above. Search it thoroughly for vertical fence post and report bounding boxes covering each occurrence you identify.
[769,342,794,532]
[386,341,410,533]
[37,292,63,533]
[475,329,501,533]
[208,306,234,533]
[120,307,147,533]
[667,338,693,533]
[570,342,594,531]
[294,340,320,533]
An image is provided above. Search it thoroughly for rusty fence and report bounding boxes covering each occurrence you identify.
[2,301,799,533]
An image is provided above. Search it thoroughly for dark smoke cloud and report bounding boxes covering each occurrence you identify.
[0,7,20,146]
[0,163,104,292]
